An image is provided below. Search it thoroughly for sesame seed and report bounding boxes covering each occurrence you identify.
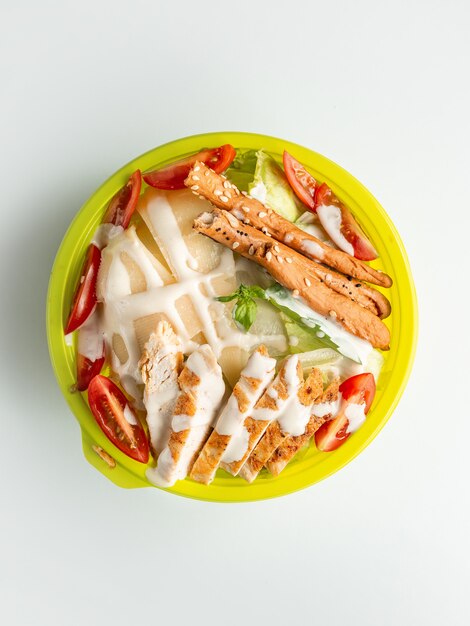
[232,242,240,249]
[277,255,284,263]
[214,189,222,196]
[244,218,250,224]
[193,165,200,172]
[273,244,280,253]
[266,251,272,261]
[258,211,267,218]
[262,227,267,233]
[223,181,231,189]
[329,310,337,318]
[304,278,312,287]
[226,213,239,227]
[198,195,205,200]
[191,191,199,196]
[192,175,200,181]
[225,190,232,198]
[293,289,300,297]
[220,195,229,203]
[285,257,293,264]
[249,245,255,255]
[204,170,210,177]
[191,185,199,191]
[242,206,250,213]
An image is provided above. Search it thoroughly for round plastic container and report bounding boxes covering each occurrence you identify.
[47,132,418,502]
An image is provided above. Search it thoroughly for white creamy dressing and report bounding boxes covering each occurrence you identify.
[123,403,138,426]
[223,426,250,464]
[91,223,124,249]
[300,238,325,261]
[345,401,367,433]
[311,393,342,419]
[77,308,104,361]
[316,204,354,256]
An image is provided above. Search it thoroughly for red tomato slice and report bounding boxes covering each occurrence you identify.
[143,144,236,190]
[283,151,318,211]
[339,373,376,413]
[65,244,101,334]
[88,375,149,463]
[315,373,376,452]
[315,183,378,261]
[76,352,105,391]
[102,170,142,229]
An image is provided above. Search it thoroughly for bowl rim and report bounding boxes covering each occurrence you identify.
[47,131,418,502]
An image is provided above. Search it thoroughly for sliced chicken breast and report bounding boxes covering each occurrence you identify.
[139,321,183,457]
[239,368,323,483]
[266,379,340,476]
[189,345,276,485]
[146,344,225,488]
[220,355,303,476]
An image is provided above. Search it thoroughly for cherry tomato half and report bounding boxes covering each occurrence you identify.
[283,151,318,211]
[65,244,101,335]
[315,373,376,452]
[102,170,142,229]
[315,183,378,261]
[143,144,236,190]
[88,375,149,463]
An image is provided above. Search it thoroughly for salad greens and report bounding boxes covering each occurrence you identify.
[226,149,302,222]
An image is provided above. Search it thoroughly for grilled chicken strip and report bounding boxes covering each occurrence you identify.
[221,355,303,476]
[190,345,276,485]
[185,162,392,288]
[139,321,183,457]
[194,209,390,350]
[146,344,225,488]
[239,368,324,483]
[266,379,340,476]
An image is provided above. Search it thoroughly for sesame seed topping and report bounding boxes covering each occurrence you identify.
[329,310,337,318]
[261,227,267,233]
[293,289,300,297]
[226,213,239,228]
[277,255,284,263]
[304,278,312,287]
[192,175,200,181]
[193,165,200,172]
[204,170,210,177]
[242,206,250,213]
[225,190,232,198]
[191,191,199,196]
[241,191,248,196]
[266,251,273,261]
[214,189,222,196]
[285,257,293,263]
[220,195,229,203]
[258,211,267,218]
[232,242,240,249]
[191,185,199,191]
[223,181,231,189]
[249,245,255,255]
[273,244,280,253]
[244,218,250,224]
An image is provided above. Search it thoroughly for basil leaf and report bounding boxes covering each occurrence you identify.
[215,293,238,303]
[234,297,257,331]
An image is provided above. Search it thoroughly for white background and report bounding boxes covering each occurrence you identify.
[1,1,469,624]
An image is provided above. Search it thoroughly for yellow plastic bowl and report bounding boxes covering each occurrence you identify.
[47,132,418,502]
